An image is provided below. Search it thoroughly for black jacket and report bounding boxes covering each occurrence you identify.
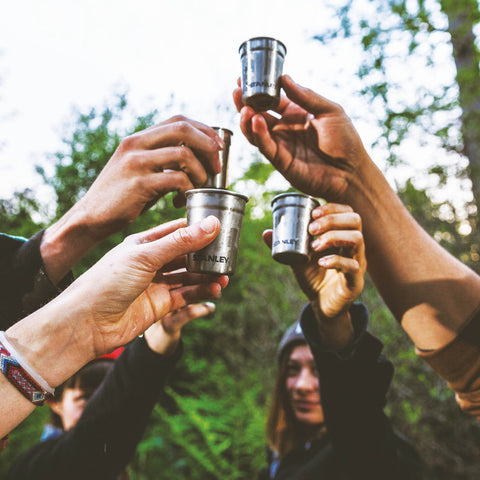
[7,336,181,480]
[259,303,424,480]
[0,231,73,329]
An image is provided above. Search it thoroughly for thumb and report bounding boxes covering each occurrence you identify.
[262,229,273,250]
[143,216,221,270]
[281,75,342,116]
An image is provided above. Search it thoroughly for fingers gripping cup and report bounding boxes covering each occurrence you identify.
[205,127,233,189]
[271,193,319,265]
[239,37,287,111]
[186,189,249,275]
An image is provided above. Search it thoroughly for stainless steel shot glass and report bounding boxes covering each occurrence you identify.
[239,36,287,111]
[271,193,319,265]
[205,127,233,189]
[186,188,249,275]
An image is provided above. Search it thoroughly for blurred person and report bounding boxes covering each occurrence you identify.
[258,203,423,479]
[234,76,480,420]
[6,302,217,480]
[1,115,225,328]
[0,216,228,438]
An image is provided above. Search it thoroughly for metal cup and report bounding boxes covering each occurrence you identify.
[271,193,319,265]
[205,127,232,189]
[239,36,287,111]
[186,188,249,275]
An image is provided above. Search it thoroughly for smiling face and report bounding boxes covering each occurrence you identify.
[285,344,324,426]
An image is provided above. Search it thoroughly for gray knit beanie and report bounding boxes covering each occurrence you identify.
[277,320,307,362]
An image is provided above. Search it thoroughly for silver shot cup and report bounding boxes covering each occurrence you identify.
[205,127,233,189]
[186,188,249,275]
[271,193,319,265]
[239,36,287,111]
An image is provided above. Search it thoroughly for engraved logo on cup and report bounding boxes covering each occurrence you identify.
[273,238,300,247]
[193,254,230,264]
[247,81,275,88]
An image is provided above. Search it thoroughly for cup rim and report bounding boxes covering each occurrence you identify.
[186,188,249,202]
[239,37,287,55]
[271,192,319,207]
[211,126,233,136]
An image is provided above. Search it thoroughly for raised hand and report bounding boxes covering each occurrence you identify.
[41,117,225,284]
[70,116,224,236]
[67,216,228,357]
[234,75,370,201]
[265,203,365,319]
[144,301,216,356]
[264,203,366,350]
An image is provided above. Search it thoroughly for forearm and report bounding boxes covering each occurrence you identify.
[0,376,36,437]
[0,296,94,437]
[310,300,354,351]
[343,157,480,350]
[417,306,480,420]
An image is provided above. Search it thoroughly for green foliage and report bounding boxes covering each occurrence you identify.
[132,370,266,480]
[317,0,480,279]
[37,94,157,220]
[0,189,44,237]
[4,63,480,477]
[318,0,459,162]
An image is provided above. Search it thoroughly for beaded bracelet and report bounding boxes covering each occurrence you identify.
[0,331,54,406]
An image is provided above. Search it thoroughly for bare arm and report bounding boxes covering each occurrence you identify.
[236,75,480,351]
[0,216,227,437]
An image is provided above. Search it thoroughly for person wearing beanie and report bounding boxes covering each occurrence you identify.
[259,203,423,480]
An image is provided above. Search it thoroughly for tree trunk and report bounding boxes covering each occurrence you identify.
[440,0,480,218]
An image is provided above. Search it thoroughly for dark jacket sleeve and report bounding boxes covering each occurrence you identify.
[0,231,73,329]
[7,336,182,480]
[300,302,422,480]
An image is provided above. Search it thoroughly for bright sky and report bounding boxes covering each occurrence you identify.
[1,0,467,214]
[1,0,362,200]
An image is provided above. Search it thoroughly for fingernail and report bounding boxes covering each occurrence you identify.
[200,215,218,234]
[215,136,225,149]
[311,239,321,249]
[309,223,320,235]
[204,301,216,312]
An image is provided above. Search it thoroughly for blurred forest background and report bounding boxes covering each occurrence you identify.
[2,0,480,478]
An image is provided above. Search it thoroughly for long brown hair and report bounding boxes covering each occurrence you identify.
[266,341,326,458]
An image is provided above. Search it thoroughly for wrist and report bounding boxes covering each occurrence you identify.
[41,205,103,284]
[341,152,385,205]
[5,292,95,387]
[144,328,181,357]
[310,300,355,351]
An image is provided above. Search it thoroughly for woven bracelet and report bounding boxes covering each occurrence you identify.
[0,331,54,406]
